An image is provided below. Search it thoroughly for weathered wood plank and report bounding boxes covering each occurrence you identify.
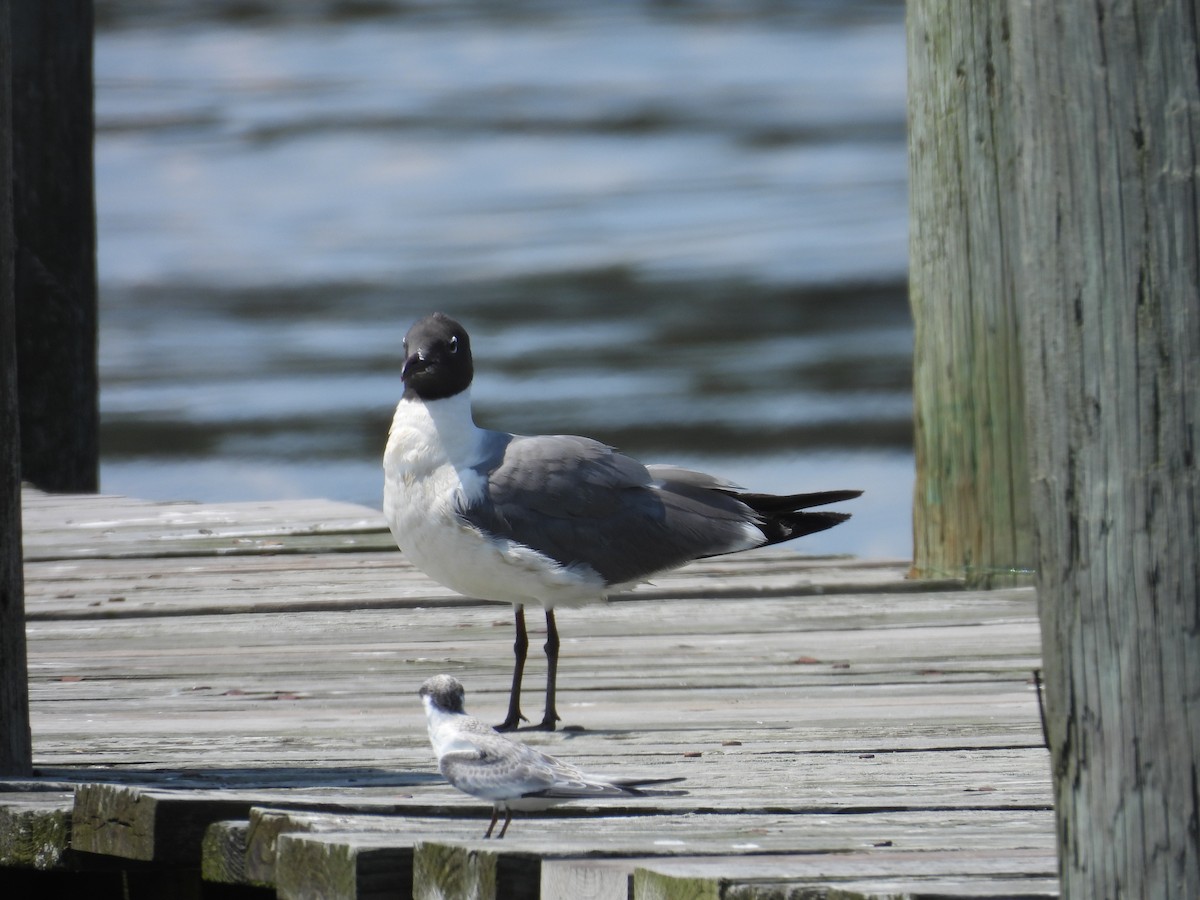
[24,583,1047,816]
[416,836,1061,900]
[635,868,1059,900]
[557,860,1069,900]
[18,487,380,532]
[200,819,249,885]
[412,840,541,900]
[71,784,256,863]
[24,596,1039,676]
[199,806,1058,855]
[22,554,916,620]
[245,809,313,887]
[0,793,73,870]
[4,791,1056,895]
[244,807,450,888]
[20,488,390,561]
[541,849,1061,900]
[276,831,415,900]
[9,490,1057,897]
[0,786,1051,895]
[540,857,636,900]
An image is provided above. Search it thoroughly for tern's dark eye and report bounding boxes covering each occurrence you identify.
[448,335,459,354]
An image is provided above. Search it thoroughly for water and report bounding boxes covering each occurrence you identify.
[95,1,913,559]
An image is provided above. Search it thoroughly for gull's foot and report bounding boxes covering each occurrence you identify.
[495,713,527,732]
[529,711,560,732]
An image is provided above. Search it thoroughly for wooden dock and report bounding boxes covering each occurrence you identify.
[3,487,1058,899]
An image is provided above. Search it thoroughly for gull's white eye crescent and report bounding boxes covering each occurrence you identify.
[448,335,459,354]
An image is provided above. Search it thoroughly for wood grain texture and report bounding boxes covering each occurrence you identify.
[907,0,1033,587]
[412,841,543,900]
[0,794,73,870]
[244,809,317,887]
[540,857,634,900]
[1009,0,1200,896]
[632,850,1059,900]
[4,490,1057,897]
[71,784,255,863]
[10,1,98,493]
[276,831,414,900]
[0,2,31,779]
[636,870,1058,900]
[200,819,248,885]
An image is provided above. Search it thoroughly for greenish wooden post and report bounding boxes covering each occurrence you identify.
[1009,0,1200,895]
[907,0,1033,586]
[1,0,33,778]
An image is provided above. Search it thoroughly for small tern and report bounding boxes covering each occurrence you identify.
[419,674,684,838]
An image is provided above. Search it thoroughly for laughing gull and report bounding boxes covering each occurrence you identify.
[419,674,684,838]
[385,312,860,731]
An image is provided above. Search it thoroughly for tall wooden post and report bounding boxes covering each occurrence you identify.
[1010,0,1200,895]
[907,0,1033,586]
[0,0,33,778]
[11,0,98,493]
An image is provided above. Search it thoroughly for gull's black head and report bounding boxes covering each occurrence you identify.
[418,674,467,714]
[401,313,473,402]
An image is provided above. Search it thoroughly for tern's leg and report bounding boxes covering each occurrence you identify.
[496,604,529,731]
[535,608,562,731]
[484,808,500,839]
[497,809,513,839]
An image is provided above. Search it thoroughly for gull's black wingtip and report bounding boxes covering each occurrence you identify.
[812,488,863,506]
[738,488,863,514]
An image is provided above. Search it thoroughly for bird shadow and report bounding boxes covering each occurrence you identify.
[15,765,440,792]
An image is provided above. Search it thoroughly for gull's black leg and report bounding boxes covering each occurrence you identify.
[496,604,529,731]
[497,809,514,839]
[535,608,562,731]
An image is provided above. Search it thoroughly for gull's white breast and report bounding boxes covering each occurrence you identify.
[383,394,608,608]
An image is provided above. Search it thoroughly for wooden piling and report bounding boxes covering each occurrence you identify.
[1009,0,1200,895]
[907,0,1033,587]
[0,0,33,778]
[10,1,98,493]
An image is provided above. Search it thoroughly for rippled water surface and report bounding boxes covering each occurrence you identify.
[96,1,913,558]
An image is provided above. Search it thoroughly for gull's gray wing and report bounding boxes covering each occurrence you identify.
[458,432,762,586]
